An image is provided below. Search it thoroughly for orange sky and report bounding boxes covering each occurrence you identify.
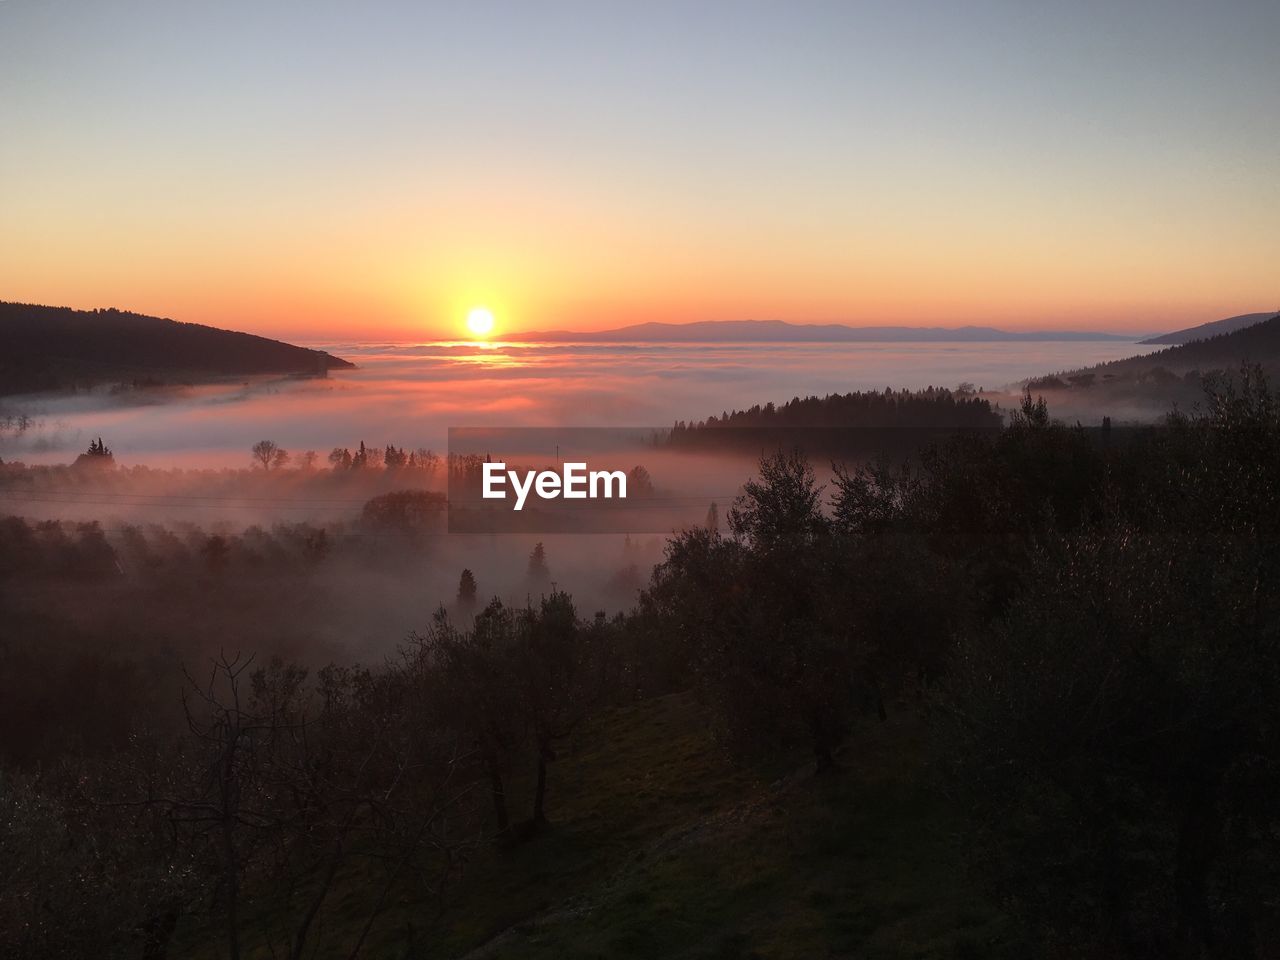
[2,3,1276,342]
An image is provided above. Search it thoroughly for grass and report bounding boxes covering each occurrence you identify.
[201,692,1008,958]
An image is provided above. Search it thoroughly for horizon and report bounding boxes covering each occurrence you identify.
[3,1,1277,341]
[2,296,1259,344]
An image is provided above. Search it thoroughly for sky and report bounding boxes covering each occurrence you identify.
[1,0,1277,340]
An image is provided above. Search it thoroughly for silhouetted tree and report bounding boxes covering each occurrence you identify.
[411,604,519,836]
[527,541,549,586]
[627,464,654,497]
[512,592,599,826]
[457,568,477,612]
[360,491,446,543]
[647,450,854,770]
[251,440,287,471]
[73,436,117,470]
[202,535,229,574]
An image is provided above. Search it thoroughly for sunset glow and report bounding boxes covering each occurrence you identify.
[0,3,1276,340]
[466,307,495,339]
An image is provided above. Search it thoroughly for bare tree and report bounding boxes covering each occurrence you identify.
[97,651,481,960]
[251,440,283,471]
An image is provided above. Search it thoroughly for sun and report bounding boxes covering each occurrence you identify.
[466,306,495,338]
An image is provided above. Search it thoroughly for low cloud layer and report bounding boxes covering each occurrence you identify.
[1,340,1154,467]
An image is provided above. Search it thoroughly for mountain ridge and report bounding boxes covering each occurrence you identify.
[1140,311,1277,345]
[518,318,1136,343]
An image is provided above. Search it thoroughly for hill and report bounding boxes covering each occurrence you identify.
[1051,312,1280,384]
[1021,312,1280,420]
[0,302,354,395]
[1140,311,1276,345]
[520,319,1134,343]
[179,692,1004,958]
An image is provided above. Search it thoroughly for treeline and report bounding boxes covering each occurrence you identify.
[671,386,1002,432]
[0,442,452,527]
[0,443,525,491]
[0,492,455,588]
[666,387,1003,458]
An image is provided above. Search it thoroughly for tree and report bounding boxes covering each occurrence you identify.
[933,371,1280,955]
[627,464,655,497]
[1,767,198,960]
[411,594,604,836]
[414,448,441,477]
[938,527,1280,956]
[647,450,855,771]
[511,592,599,826]
[411,604,520,836]
[111,652,473,960]
[359,491,446,543]
[251,440,286,471]
[202,535,229,574]
[727,448,827,553]
[73,437,116,469]
[457,568,477,612]
[527,541,550,585]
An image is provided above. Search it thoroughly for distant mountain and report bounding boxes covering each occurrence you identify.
[1140,312,1277,345]
[0,302,354,396]
[520,319,1135,343]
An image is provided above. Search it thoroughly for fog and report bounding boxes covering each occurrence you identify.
[0,339,1157,465]
[0,337,1163,716]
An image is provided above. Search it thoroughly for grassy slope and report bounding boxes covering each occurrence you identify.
[222,693,1007,959]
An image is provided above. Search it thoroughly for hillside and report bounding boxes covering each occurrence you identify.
[521,319,1133,343]
[1058,312,1280,383]
[1140,311,1276,345]
[0,302,354,395]
[179,693,1005,959]
[1021,312,1280,420]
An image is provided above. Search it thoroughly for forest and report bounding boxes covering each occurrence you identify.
[665,387,1003,461]
[3,371,1279,959]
